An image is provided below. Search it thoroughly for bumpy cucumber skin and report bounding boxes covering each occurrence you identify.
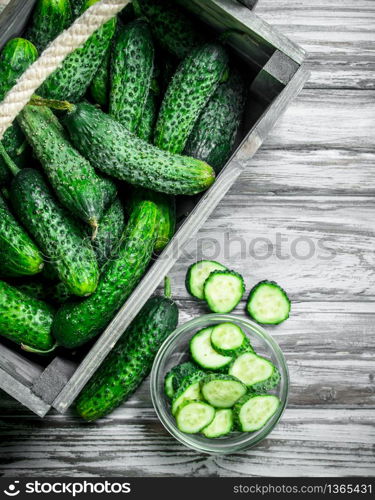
[246,280,291,325]
[63,102,215,196]
[110,20,154,133]
[18,105,116,229]
[233,394,281,432]
[171,371,206,415]
[164,361,199,398]
[0,280,54,350]
[76,293,179,421]
[130,187,175,252]
[52,201,159,348]
[0,38,38,180]
[185,70,246,172]
[90,47,110,108]
[15,279,49,302]
[90,198,126,267]
[204,270,245,314]
[250,366,281,393]
[38,0,116,102]
[154,43,229,154]
[10,169,99,297]
[135,0,205,59]
[0,194,44,278]
[26,0,72,53]
[70,0,85,18]
[137,91,158,142]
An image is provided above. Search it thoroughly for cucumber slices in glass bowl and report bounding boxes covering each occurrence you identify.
[150,314,288,454]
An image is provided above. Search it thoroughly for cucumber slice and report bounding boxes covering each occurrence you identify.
[176,400,215,434]
[234,394,281,432]
[190,327,232,370]
[164,361,199,399]
[201,374,247,408]
[210,322,250,356]
[246,280,291,325]
[204,270,245,313]
[228,352,280,392]
[186,260,227,299]
[171,372,204,416]
[202,409,233,438]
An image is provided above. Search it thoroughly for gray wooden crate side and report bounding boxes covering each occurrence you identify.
[0,0,36,48]
[0,367,50,417]
[53,65,310,414]
[0,342,44,386]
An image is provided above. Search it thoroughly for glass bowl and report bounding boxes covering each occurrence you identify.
[150,314,289,455]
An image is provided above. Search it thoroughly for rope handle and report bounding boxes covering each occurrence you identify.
[0,0,131,140]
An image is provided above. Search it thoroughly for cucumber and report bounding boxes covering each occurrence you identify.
[71,0,85,18]
[190,327,232,371]
[18,105,117,233]
[52,200,159,348]
[134,0,205,59]
[204,270,245,314]
[62,101,215,196]
[210,322,250,357]
[202,409,233,438]
[201,374,247,409]
[76,283,179,421]
[10,169,99,297]
[164,361,199,399]
[171,371,205,416]
[246,281,291,325]
[0,38,38,181]
[186,260,227,300]
[11,279,48,302]
[38,0,116,102]
[90,198,126,268]
[176,400,215,434]
[184,70,247,173]
[109,20,154,133]
[89,46,110,108]
[154,43,229,154]
[26,0,72,53]
[0,189,43,278]
[137,89,158,142]
[129,187,175,252]
[0,280,54,351]
[233,394,281,432]
[228,352,280,392]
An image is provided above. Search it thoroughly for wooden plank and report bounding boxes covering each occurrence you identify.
[255,0,375,89]
[0,343,43,387]
[0,409,373,476]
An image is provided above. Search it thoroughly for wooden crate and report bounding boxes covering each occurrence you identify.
[0,0,309,416]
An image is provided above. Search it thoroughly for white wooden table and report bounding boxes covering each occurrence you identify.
[0,0,374,477]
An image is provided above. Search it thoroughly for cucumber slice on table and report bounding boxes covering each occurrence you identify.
[176,401,215,434]
[186,260,227,299]
[234,394,281,432]
[171,372,204,416]
[204,270,245,313]
[164,361,199,399]
[210,322,251,356]
[202,409,234,438]
[201,374,247,408]
[246,280,291,325]
[229,352,280,392]
[190,327,232,370]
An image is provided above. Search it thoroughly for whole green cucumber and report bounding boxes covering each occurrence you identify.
[0,38,38,181]
[38,0,116,102]
[10,169,99,297]
[18,105,117,233]
[130,187,175,252]
[76,281,179,421]
[154,43,229,154]
[0,191,43,278]
[26,0,72,53]
[90,47,110,108]
[134,0,205,59]
[63,101,215,196]
[53,200,159,348]
[109,19,154,133]
[185,70,247,172]
[0,280,55,351]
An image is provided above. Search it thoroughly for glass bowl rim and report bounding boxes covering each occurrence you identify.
[150,313,289,455]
